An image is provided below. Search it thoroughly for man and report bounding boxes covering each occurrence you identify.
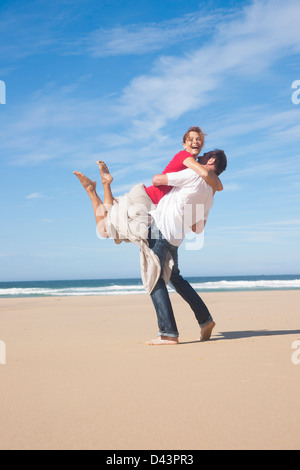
[146,150,227,346]
[73,129,226,343]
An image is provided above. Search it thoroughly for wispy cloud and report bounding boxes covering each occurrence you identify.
[0,4,233,61]
[214,219,300,232]
[206,107,300,144]
[2,0,300,173]
[207,218,300,245]
[111,0,300,135]
[223,183,241,192]
[227,153,300,181]
[80,10,232,57]
[0,8,58,60]
[25,192,45,199]
[41,218,54,223]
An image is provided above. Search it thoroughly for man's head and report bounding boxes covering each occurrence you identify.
[198,149,227,176]
[182,126,205,158]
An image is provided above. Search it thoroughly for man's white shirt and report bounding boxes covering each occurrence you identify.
[150,168,214,246]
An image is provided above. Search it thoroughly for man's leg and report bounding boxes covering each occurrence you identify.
[146,227,179,345]
[169,247,215,341]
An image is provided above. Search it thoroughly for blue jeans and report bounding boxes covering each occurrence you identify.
[148,226,213,337]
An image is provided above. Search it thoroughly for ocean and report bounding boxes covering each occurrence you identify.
[0,274,300,298]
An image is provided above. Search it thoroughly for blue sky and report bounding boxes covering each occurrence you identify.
[1,0,300,281]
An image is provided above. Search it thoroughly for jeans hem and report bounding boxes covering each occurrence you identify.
[199,317,213,328]
[158,332,179,338]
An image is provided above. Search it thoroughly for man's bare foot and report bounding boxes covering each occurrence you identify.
[145,336,179,346]
[96,161,113,185]
[200,321,215,341]
[73,171,97,193]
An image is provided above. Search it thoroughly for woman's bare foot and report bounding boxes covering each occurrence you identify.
[145,336,179,346]
[73,171,97,193]
[96,161,113,185]
[200,321,215,341]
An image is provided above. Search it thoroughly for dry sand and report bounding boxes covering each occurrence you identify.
[0,290,299,450]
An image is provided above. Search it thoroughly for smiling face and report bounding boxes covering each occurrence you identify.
[183,131,203,158]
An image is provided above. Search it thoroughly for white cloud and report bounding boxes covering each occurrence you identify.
[112,0,300,133]
[218,0,300,53]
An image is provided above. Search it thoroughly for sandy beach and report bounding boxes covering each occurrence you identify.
[0,290,299,450]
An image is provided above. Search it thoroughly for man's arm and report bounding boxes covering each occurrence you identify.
[183,157,223,192]
[153,168,196,187]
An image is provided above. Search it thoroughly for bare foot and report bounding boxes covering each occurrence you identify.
[145,336,179,346]
[73,171,97,193]
[200,321,215,342]
[96,161,113,185]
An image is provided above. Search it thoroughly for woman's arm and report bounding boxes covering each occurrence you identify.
[183,157,223,192]
[152,174,168,186]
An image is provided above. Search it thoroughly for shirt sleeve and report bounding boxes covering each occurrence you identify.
[166,168,198,187]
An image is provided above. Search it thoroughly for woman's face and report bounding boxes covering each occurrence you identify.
[183,131,203,158]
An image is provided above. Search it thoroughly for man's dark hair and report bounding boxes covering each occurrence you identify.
[204,149,227,176]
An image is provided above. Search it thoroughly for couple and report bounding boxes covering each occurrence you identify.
[74,127,227,345]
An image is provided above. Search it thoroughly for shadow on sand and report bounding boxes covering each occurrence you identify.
[180,329,300,345]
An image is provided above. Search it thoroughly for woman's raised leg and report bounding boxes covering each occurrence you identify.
[96,161,114,208]
[73,171,109,238]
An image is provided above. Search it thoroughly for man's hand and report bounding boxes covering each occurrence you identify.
[152,173,168,186]
[192,220,206,233]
